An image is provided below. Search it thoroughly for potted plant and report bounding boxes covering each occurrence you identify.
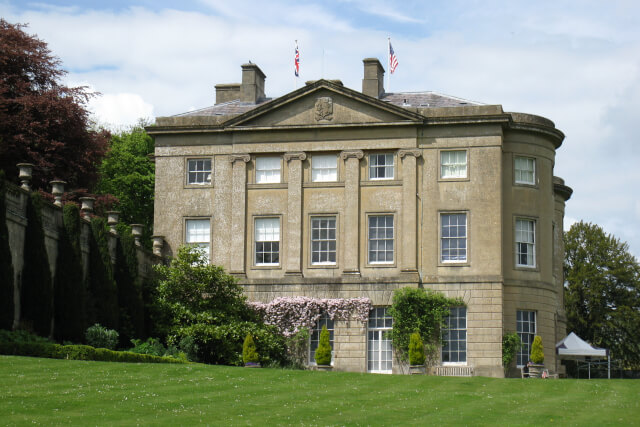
[408,332,426,375]
[243,333,260,367]
[528,335,545,377]
[315,325,332,371]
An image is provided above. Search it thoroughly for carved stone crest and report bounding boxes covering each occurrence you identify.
[314,97,333,122]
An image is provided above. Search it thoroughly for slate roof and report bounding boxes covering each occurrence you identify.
[170,91,482,119]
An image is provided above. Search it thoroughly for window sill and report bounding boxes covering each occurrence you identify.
[366,262,396,268]
[438,261,470,267]
[251,265,282,270]
[514,265,539,272]
[361,180,402,187]
[184,183,214,189]
[438,176,470,183]
[248,183,288,189]
[514,182,538,188]
[309,263,339,269]
[304,181,344,188]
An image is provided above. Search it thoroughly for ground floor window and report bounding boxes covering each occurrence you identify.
[368,307,393,373]
[442,307,467,363]
[309,313,334,364]
[517,310,536,366]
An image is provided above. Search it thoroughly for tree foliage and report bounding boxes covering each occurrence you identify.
[388,287,462,364]
[0,19,109,191]
[154,246,286,366]
[0,171,15,330]
[530,335,544,364]
[87,217,118,330]
[53,203,86,342]
[408,332,425,366]
[502,332,521,374]
[314,325,332,366]
[242,333,259,364]
[20,192,53,336]
[96,125,154,247]
[564,221,640,367]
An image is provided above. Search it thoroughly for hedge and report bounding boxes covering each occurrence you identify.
[0,341,187,364]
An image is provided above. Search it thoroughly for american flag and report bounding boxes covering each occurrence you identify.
[389,41,398,74]
[294,42,300,77]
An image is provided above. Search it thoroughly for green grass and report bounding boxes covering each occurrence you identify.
[1,356,638,426]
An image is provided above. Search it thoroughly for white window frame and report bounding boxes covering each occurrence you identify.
[256,156,281,184]
[440,213,467,263]
[309,313,334,365]
[516,310,536,367]
[368,153,394,180]
[515,218,536,268]
[440,150,467,179]
[187,158,212,185]
[368,214,394,264]
[311,154,338,182]
[185,218,211,262]
[442,307,467,364]
[254,217,280,266]
[514,156,536,185]
[368,307,393,374]
[310,216,337,265]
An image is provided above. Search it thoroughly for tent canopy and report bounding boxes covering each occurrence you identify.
[556,332,608,359]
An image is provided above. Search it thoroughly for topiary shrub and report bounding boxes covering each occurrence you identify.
[243,333,260,365]
[530,335,544,364]
[409,332,425,366]
[0,171,15,330]
[85,323,119,350]
[314,325,332,366]
[502,332,522,374]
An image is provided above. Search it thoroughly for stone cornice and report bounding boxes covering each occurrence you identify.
[229,153,250,163]
[340,149,364,160]
[398,149,422,158]
[284,152,307,162]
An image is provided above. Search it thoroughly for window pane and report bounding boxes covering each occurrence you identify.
[517,310,536,366]
[441,150,467,179]
[255,218,280,265]
[369,154,394,180]
[185,219,210,260]
[442,307,467,363]
[515,156,535,184]
[311,217,337,265]
[312,154,338,182]
[187,159,212,185]
[441,213,467,262]
[368,215,394,263]
[256,157,281,183]
[515,219,535,267]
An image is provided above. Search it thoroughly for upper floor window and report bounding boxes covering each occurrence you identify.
[312,154,338,182]
[369,154,394,180]
[441,213,467,263]
[311,216,337,265]
[187,159,212,185]
[515,218,536,267]
[442,307,467,364]
[255,217,280,266]
[515,156,536,185]
[368,215,394,264]
[440,150,467,179]
[256,157,281,184]
[185,218,210,261]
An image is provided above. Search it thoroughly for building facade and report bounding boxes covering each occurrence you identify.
[149,59,572,377]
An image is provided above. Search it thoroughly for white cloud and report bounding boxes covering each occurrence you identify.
[88,92,154,130]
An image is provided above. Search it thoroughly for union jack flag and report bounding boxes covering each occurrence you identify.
[389,41,398,74]
[294,42,300,77]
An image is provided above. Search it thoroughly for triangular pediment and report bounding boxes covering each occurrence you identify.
[224,80,424,128]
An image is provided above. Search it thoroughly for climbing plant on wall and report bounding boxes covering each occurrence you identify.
[0,171,15,330]
[87,217,118,330]
[114,223,144,346]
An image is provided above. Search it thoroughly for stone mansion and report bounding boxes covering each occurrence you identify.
[148,58,572,377]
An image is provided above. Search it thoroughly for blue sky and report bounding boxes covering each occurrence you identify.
[2,0,640,257]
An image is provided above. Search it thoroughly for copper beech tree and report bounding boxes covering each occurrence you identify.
[0,19,109,190]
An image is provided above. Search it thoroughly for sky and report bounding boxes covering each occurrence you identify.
[2,0,640,258]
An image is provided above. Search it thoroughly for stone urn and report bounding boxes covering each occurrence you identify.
[409,365,426,375]
[316,365,333,372]
[528,364,545,378]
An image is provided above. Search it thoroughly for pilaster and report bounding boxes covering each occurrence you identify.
[284,152,306,276]
[340,150,363,275]
[399,149,421,273]
[229,154,250,275]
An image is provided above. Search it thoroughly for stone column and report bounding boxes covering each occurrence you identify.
[284,152,306,276]
[399,149,421,273]
[229,154,250,275]
[340,150,363,276]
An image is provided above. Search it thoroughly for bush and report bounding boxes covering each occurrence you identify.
[530,335,544,364]
[85,324,119,350]
[285,328,310,369]
[502,332,522,374]
[315,325,332,366]
[243,333,259,364]
[409,332,425,366]
[128,337,188,361]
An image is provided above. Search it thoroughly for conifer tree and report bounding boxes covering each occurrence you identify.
[20,192,52,336]
[0,171,15,330]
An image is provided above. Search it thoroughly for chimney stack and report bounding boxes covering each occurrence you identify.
[362,58,385,98]
[215,83,240,104]
[240,63,266,103]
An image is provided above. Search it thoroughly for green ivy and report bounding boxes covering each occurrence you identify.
[502,332,521,374]
[0,171,14,330]
[87,217,118,330]
[20,192,52,336]
[114,224,144,346]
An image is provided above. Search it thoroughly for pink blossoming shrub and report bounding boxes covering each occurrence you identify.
[249,297,372,337]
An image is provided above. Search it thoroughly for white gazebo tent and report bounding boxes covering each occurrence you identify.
[556,332,610,379]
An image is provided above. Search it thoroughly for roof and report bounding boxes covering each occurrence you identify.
[170,90,481,119]
[556,332,608,359]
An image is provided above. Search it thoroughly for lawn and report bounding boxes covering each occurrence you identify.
[1,356,638,426]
